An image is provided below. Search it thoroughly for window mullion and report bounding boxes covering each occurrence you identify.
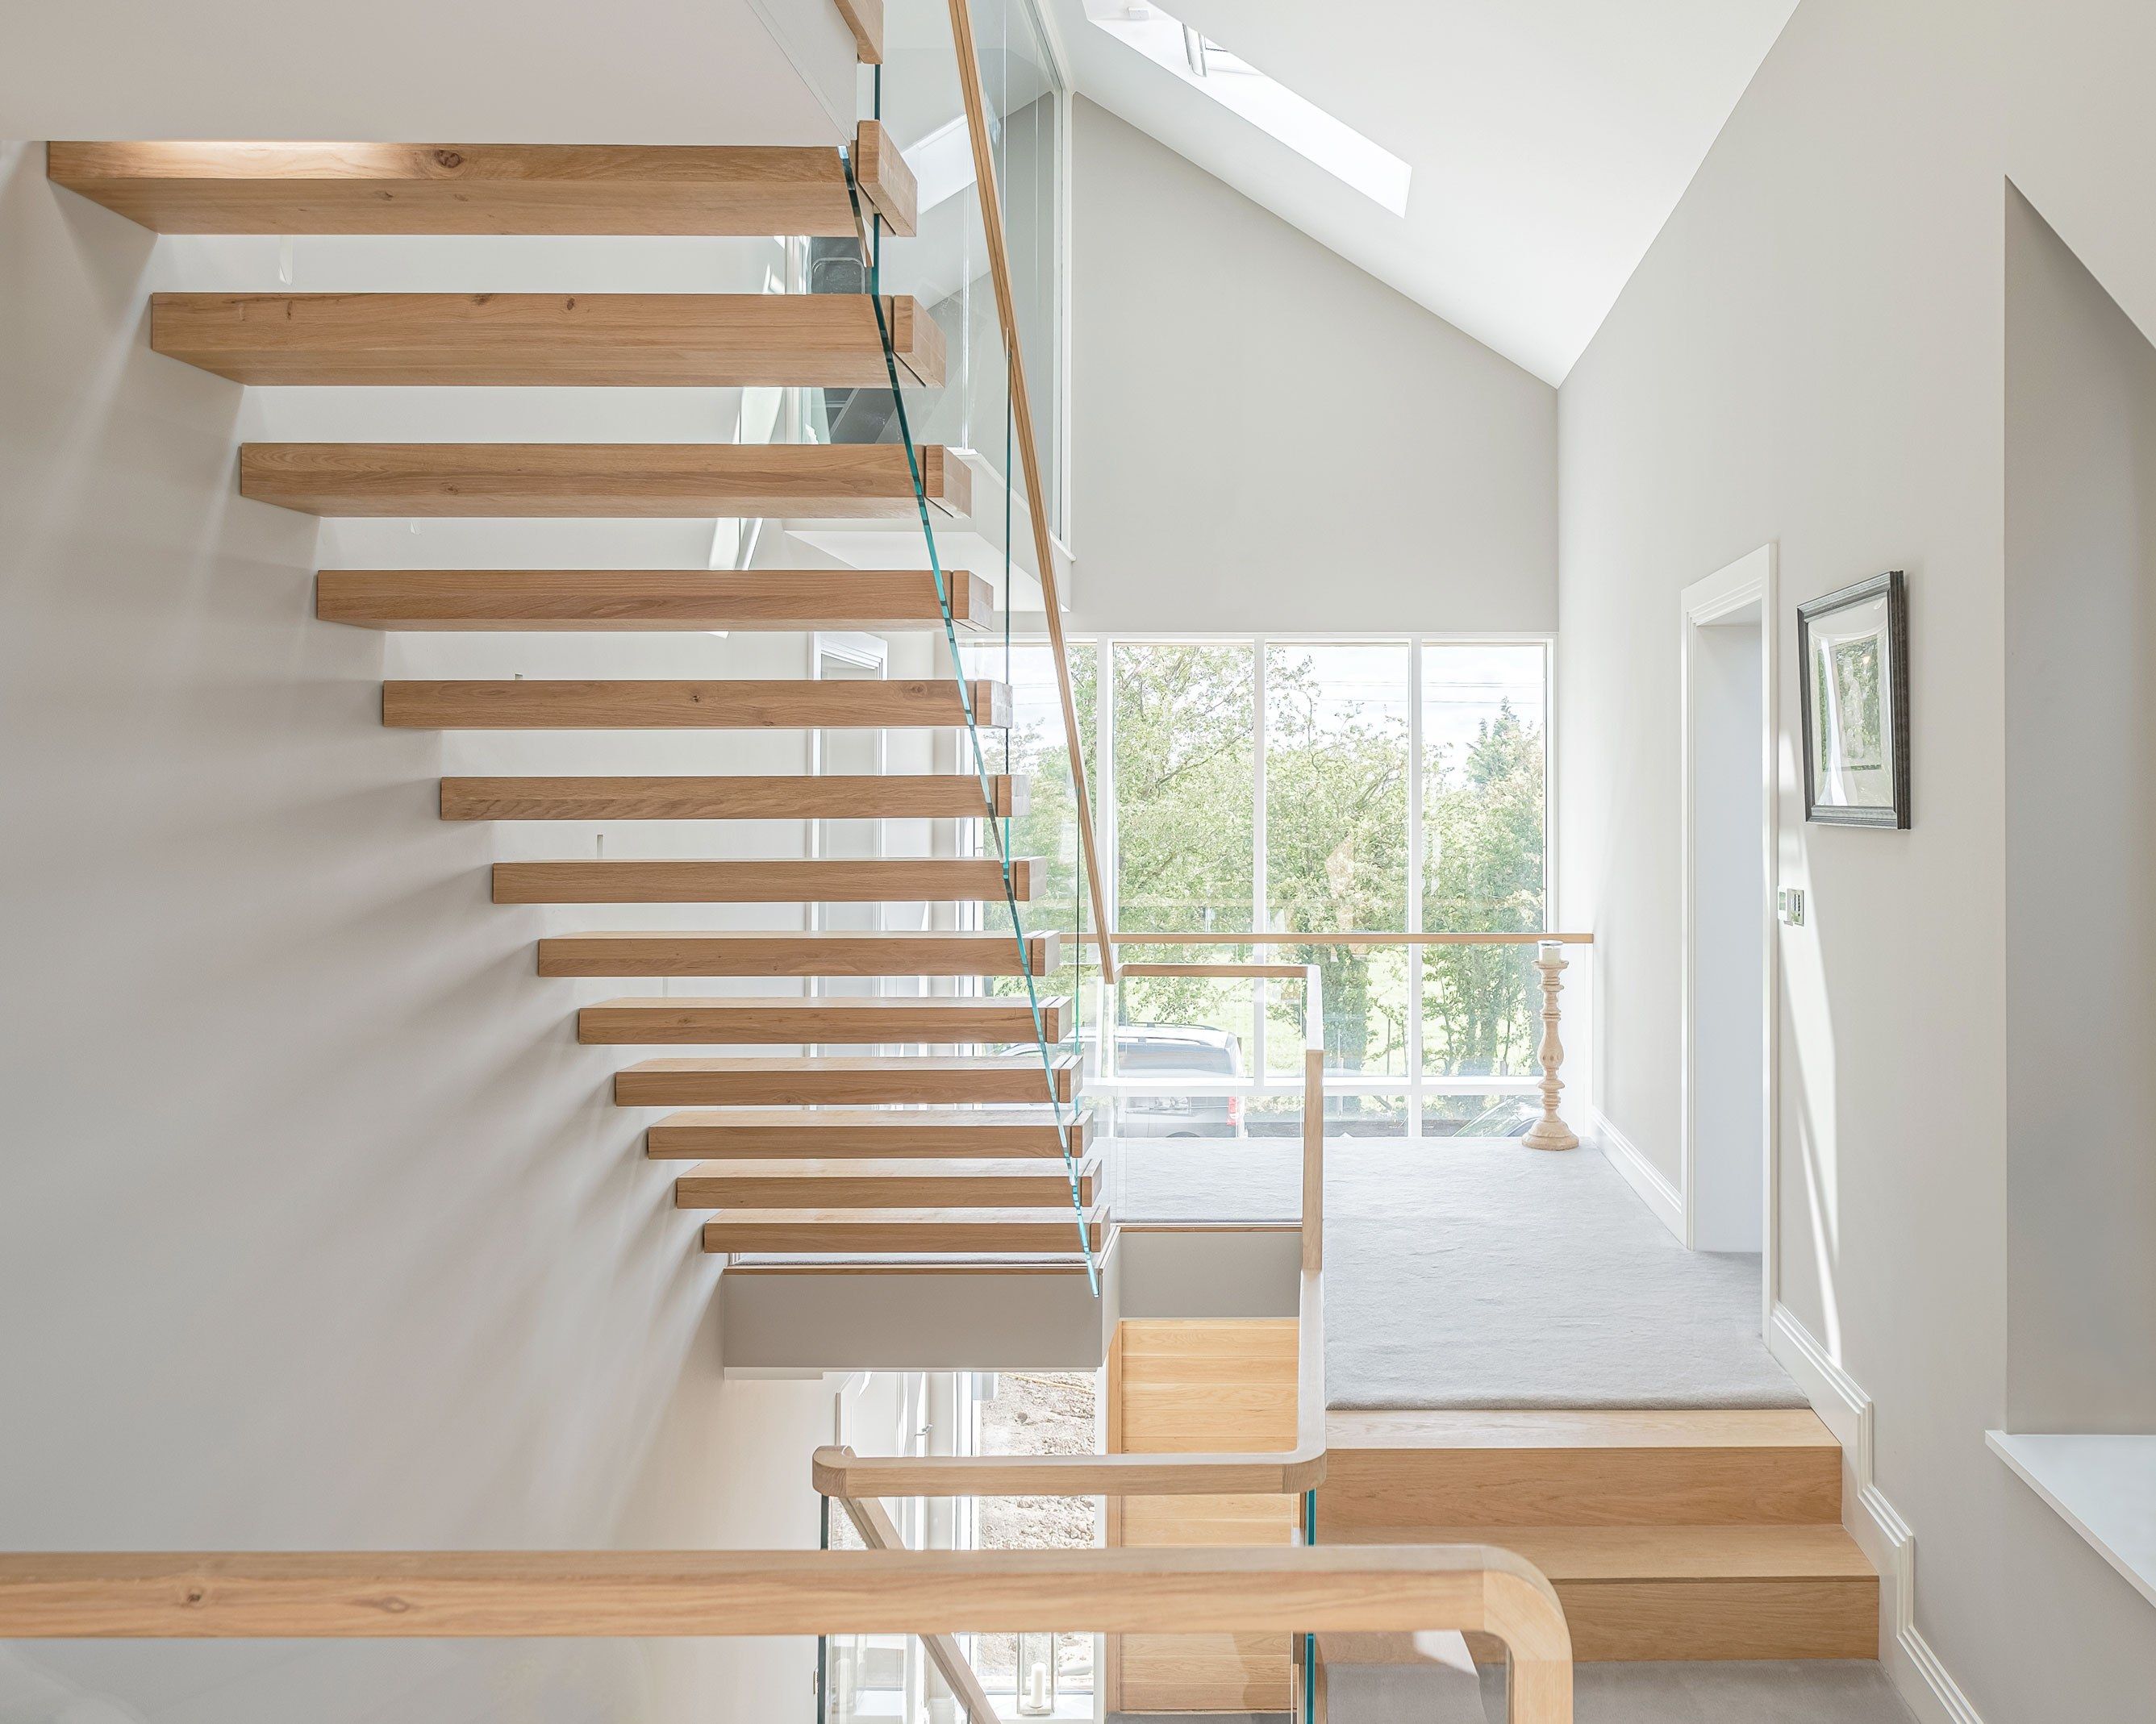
[1408,637,1425,1139]
[1251,635,1268,1097]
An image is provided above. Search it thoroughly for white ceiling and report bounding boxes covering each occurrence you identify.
[1047,0,1800,384]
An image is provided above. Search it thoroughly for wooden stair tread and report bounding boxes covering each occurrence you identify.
[155,292,942,388]
[441,773,1024,820]
[701,1206,1107,1254]
[323,568,994,631]
[536,929,1057,977]
[673,1158,1096,1207]
[833,0,882,63]
[494,856,1039,905]
[615,1055,1079,1106]
[645,1106,1090,1158]
[579,994,1069,1045]
[1328,1524,1874,1581]
[386,678,1010,731]
[48,127,915,237]
[1324,1408,1837,1450]
[1316,1406,1844,1528]
[241,441,968,518]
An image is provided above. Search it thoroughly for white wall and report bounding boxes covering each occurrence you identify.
[1555,0,2156,1717]
[1068,100,1556,636]
[0,144,860,1719]
[2002,186,2156,1436]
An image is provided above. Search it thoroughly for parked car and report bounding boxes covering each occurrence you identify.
[1113,1025,1245,1138]
[1449,1097,1541,1138]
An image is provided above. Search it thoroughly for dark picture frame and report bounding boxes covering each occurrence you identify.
[1797,571,1910,828]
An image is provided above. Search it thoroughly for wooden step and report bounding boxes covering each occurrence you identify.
[579,994,1068,1045]
[155,292,943,387]
[1318,1409,1843,1530]
[441,773,1024,821]
[644,1106,1091,1159]
[701,1207,1107,1256]
[536,929,1056,978]
[386,678,1009,731]
[615,1054,1078,1107]
[47,126,915,236]
[321,568,994,631]
[240,441,968,518]
[494,857,1039,905]
[1328,1522,1875,1661]
[834,0,882,63]
[674,1157,1096,1209]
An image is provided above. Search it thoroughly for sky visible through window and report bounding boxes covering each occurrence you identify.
[1084,2,1413,214]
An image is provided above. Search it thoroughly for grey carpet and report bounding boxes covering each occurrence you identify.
[1323,1660,1915,1724]
[1325,1139,1804,1409]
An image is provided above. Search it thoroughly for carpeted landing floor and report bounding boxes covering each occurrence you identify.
[1109,1136,1806,1410]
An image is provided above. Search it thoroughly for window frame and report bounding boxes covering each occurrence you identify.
[1082,631,1558,1140]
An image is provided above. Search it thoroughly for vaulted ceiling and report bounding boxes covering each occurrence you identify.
[1049,0,1801,383]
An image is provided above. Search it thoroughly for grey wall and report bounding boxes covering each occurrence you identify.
[0,144,849,1718]
[1555,0,2156,1717]
[1070,101,1556,636]
[2003,187,2156,1435]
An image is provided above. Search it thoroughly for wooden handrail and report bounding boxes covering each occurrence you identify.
[836,1494,1003,1723]
[0,1545,1570,1715]
[943,0,1116,985]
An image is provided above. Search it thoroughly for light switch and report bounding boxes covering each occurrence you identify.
[1779,887,1807,927]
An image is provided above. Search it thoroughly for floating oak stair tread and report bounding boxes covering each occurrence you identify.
[615,1054,1078,1106]
[833,0,882,62]
[1319,1408,1843,1529]
[644,1106,1091,1158]
[727,1253,1098,1274]
[494,856,1039,905]
[536,929,1057,978]
[441,773,1024,821]
[673,1157,1096,1209]
[241,442,968,518]
[579,993,1069,1045]
[1328,1522,1875,1662]
[322,568,994,631]
[386,678,1008,731]
[47,127,916,236]
[701,1206,1107,1255]
[156,292,942,388]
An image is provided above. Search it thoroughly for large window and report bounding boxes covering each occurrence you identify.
[1090,637,1550,1139]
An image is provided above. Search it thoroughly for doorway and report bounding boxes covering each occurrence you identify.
[1680,548,1778,1279]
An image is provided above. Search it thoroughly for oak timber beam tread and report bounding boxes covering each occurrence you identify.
[386,679,1010,731]
[700,1207,1107,1255]
[1318,1408,1843,1529]
[47,126,917,237]
[494,856,1040,905]
[536,929,1057,978]
[833,0,883,62]
[673,1158,1096,1209]
[1328,1522,1876,1661]
[156,292,944,388]
[578,994,1069,1045]
[241,442,969,518]
[322,568,995,631]
[440,773,1024,821]
[644,1106,1092,1158]
[614,1055,1079,1107]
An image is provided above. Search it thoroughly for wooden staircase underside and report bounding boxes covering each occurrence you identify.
[52,118,1099,1271]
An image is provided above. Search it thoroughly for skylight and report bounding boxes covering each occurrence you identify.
[1086,2,1412,215]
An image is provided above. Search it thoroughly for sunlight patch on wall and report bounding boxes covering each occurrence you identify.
[1085,2,1412,215]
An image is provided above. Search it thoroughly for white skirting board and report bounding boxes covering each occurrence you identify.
[1588,1106,1684,1241]
[1768,1303,1988,1724]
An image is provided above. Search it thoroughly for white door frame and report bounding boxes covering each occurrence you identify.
[1679,545,1779,1335]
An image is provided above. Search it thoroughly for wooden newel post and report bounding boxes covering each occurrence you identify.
[1523,939,1578,1151]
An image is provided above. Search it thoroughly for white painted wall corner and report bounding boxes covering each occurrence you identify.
[1768,1304,1988,1724]
[1587,1107,1684,1241]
